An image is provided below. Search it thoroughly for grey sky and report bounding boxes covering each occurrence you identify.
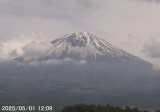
[135,0,160,3]
[0,0,160,66]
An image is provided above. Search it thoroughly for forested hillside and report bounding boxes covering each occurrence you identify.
[62,104,160,112]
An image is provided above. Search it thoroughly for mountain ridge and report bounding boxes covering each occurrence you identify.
[45,32,149,64]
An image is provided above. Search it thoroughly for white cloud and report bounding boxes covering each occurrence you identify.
[62,58,87,65]
[77,60,87,65]
[71,45,96,59]
[142,36,160,58]
[0,31,88,65]
[0,33,52,61]
[16,57,87,67]
[22,41,52,57]
[152,64,160,71]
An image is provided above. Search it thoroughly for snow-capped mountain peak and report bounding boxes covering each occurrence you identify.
[46,32,141,61]
[51,32,93,47]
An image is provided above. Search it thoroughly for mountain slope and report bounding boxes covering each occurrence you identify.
[1,32,160,109]
[46,32,145,63]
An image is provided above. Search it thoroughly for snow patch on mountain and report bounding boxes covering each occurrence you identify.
[47,32,141,62]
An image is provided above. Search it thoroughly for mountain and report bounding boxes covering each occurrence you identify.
[44,32,151,71]
[0,32,160,109]
[46,32,141,61]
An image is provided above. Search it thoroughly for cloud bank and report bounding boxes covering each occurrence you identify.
[0,33,87,66]
[142,36,160,58]
[152,64,160,71]
[0,33,52,61]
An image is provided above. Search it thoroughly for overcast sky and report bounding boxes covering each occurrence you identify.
[0,0,160,66]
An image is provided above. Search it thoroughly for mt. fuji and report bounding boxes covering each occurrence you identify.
[45,32,146,63]
[48,32,136,59]
[1,32,160,109]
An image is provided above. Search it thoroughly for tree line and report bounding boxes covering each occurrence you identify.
[62,104,160,112]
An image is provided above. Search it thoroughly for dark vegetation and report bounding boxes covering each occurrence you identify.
[0,61,160,108]
[62,104,160,112]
